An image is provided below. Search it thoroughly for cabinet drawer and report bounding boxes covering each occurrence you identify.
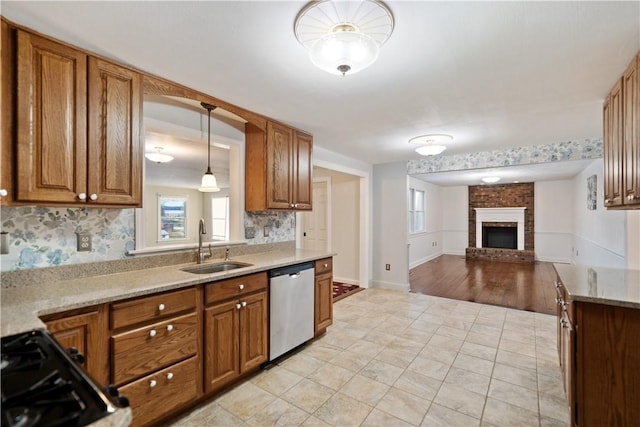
[120,356,198,427]
[205,272,267,305]
[111,287,196,330]
[315,258,332,275]
[112,313,197,385]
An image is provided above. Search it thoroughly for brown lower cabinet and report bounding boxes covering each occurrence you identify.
[204,272,268,393]
[314,258,333,335]
[555,276,640,426]
[40,261,332,426]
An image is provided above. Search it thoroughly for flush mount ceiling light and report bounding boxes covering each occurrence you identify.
[199,102,221,193]
[481,176,501,184]
[145,146,174,163]
[294,0,394,76]
[409,134,453,156]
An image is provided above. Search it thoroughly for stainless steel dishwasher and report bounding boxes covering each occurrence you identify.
[269,262,315,361]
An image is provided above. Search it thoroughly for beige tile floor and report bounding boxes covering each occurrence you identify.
[170,288,569,427]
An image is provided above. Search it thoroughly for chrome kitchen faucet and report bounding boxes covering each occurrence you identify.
[197,218,212,264]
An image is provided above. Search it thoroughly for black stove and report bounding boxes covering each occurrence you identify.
[1,330,125,427]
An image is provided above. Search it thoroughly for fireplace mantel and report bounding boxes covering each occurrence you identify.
[474,207,526,250]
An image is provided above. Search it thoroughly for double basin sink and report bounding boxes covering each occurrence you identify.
[180,261,253,275]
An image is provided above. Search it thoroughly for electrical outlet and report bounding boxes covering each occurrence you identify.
[76,232,91,252]
[245,227,256,239]
[385,264,390,271]
[263,226,269,237]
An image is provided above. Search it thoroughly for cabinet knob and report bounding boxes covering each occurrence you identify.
[555,282,561,288]
[605,198,611,204]
[158,303,165,311]
[239,284,245,290]
[555,297,561,305]
[149,379,157,388]
[242,301,247,308]
[89,193,98,201]
[166,372,174,380]
[0,189,7,197]
[166,324,174,332]
[290,203,295,208]
[149,329,157,337]
[628,194,636,201]
[323,263,328,268]
[77,193,87,200]
[236,303,241,310]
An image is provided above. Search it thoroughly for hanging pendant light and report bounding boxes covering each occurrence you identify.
[198,102,221,192]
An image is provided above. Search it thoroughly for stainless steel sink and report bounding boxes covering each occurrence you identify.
[180,261,253,274]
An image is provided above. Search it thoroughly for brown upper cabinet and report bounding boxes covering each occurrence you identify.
[604,51,640,209]
[3,19,314,210]
[245,121,313,211]
[5,27,142,207]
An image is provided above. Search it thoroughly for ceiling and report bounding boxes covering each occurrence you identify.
[3,1,639,184]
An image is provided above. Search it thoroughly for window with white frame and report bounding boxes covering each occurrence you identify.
[211,196,230,241]
[158,195,188,241]
[409,188,425,234]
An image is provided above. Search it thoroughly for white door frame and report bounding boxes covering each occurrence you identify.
[296,160,370,289]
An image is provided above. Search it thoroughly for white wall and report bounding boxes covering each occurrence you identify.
[572,159,627,268]
[372,162,409,290]
[441,186,468,255]
[408,177,443,268]
[535,180,574,263]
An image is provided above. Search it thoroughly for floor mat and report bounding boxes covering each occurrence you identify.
[332,282,362,302]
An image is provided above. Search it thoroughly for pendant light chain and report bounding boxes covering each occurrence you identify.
[199,102,220,192]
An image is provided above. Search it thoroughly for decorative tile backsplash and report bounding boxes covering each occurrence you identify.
[407,139,602,174]
[244,211,295,244]
[0,206,296,271]
[1,206,135,271]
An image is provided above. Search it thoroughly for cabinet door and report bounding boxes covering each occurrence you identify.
[16,30,87,203]
[88,57,142,206]
[1,21,14,205]
[204,299,240,393]
[315,272,333,334]
[266,121,294,209]
[293,131,313,210]
[604,79,624,208]
[239,291,268,373]
[45,308,107,385]
[623,54,640,206]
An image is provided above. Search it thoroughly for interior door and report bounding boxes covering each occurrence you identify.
[303,180,328,251]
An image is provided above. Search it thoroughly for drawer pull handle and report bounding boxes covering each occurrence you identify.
[236,303,241,310]
[149,329,157,337]
[166,324,174,332]
[158,303,166,311]
[149,379,157,388]
[241,301,247,308]
[239,284,245,290]
[167,372,174,380]
[324,263,328,268]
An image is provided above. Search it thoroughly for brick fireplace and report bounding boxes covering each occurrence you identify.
[466,183,535,262]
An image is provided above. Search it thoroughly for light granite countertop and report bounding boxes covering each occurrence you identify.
[553,263,640,309]
[1,248,334,337]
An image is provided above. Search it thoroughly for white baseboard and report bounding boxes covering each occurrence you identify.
[409,251,443,269]
[443,250,466,256]
[535,256,573,264]
[370,281,410,292]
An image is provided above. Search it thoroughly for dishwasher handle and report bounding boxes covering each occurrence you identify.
[269,261,314,278]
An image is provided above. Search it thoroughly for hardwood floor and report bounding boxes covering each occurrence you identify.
[409,255,558,315]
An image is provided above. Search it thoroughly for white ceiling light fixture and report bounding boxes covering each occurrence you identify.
[409,134,453,156]
[145,146,174,163]
[198,102,221,193]
[481,176,501,183]
[294,0,394,76]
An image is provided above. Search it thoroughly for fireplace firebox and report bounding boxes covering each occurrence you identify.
[482,226,517,249]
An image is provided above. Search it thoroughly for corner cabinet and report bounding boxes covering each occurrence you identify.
[604,50,640,209]
[6,27,142,207]
[245,120,312,211]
